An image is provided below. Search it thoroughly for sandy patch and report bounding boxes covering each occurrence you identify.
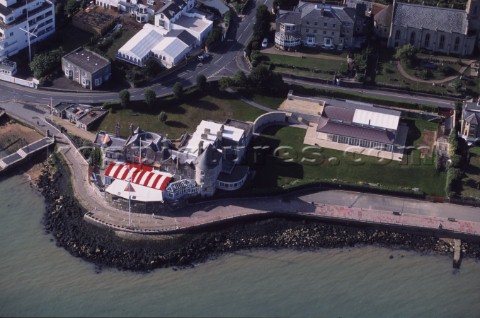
[0,117,43,153]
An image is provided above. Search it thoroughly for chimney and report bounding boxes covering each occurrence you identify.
[198,140,204,155]
[204,128,210,135]
[201,133,208,140]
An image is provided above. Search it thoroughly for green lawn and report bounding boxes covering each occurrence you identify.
[239,91,287,110]
[96,90,265,139]
[263,53,344,72]
[249,124,446,196]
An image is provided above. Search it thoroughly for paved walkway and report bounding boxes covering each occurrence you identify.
[4,101,480,237]
[396,59,475,84]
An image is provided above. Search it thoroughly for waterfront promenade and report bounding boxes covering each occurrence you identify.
[84,191,480,236]
[2,101,480,237]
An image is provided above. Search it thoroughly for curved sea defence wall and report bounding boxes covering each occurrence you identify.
[38,160,480,272]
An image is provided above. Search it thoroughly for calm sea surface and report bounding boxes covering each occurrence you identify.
[1,174,480,318]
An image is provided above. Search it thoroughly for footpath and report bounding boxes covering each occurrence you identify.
[3,101,480,238]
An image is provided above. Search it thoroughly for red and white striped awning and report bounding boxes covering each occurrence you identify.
[104,162,172,191]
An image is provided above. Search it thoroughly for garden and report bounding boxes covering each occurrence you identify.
[248,120,446,197]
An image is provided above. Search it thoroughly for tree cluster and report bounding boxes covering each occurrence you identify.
[205,27,223,52]
[219,65,285,94]
[445,130,468,197]
[29,47,65,79]
[394,44,417,68]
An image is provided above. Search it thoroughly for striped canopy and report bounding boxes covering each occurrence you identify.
[104,162,172,191]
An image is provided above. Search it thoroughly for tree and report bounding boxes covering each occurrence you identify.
[219,77,234,90]
[143,59,162,78]
[158,111,167,123]
[119,89,130,108]
[248,65,285,93]
[196,74,207,91]
[394,44,416,67]
[233,70,248,88]
[172,82,183,99]
[65,0,80,17]
[205,27,222,52]
[144,89,156,107]
[253,5,271,38]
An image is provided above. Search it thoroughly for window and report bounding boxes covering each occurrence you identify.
[95,78,102,86]
[424,33,430,47]
[307,21,310,25]
[454,37,460,51]
[314,22,317,25]
[331,31,334,36]
[395,30,400,40]
[409,31,415,45]
[324,22,327,26]
[323,30,326,35]
[314,30,317,33]
[306,28,309,33]
[439,35,445,49]
[333,24,335,28]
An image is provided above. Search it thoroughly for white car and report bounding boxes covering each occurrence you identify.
[197,52,211,61]
[262,38,268,48]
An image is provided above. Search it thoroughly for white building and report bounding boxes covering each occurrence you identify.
[117,0,212,68]
[116,24,166,67]
[0,0,55,60]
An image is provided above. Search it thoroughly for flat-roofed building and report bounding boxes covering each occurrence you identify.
[62,47,111,90]
[312,100,408,161]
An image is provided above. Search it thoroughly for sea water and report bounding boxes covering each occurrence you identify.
[1,174,480,318]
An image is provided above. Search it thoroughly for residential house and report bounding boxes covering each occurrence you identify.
[62,47,111,90]
[460,100,480,145]
[0,59,15,75]
[154,0,195,31]
[274,2,365,51]
[95,0,164,23]
[54,103,108,131]
[0,0,55,60]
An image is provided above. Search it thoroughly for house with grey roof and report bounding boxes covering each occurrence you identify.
[460,100,480,144]
[274,2,366,51]
[315,100,408,161]
[387,0,477,56]
[62,47,111,90]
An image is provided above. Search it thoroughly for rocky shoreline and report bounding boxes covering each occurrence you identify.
[38,159,480,273]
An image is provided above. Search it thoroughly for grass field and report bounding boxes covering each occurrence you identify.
[95,89,265,139]
[262,53,344,74]
[249,124,446,196]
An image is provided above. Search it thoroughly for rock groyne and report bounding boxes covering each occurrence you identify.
[39,159,480,273]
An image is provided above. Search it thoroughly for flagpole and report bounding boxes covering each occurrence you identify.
[128,165,131,227]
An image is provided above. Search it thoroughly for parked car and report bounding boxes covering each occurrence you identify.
[198,52,211,62]
[262,38,268,48]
